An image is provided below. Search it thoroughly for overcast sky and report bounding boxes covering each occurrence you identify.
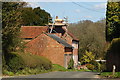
[25,0,107,23]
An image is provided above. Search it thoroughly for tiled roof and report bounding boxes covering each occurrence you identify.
[21,26,48,38]
[46,33,73,48]
[67,31,79,41]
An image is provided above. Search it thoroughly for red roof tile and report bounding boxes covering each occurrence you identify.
[21,26,48,38]
[62,28,79,41]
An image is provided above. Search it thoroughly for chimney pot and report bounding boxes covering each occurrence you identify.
[56,16,58,19]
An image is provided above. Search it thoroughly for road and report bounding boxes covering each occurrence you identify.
[4,71,100,78]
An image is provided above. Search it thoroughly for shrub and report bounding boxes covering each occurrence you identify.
[86,64,95,71]
[68,58,74,69]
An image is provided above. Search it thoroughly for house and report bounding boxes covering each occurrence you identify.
[21,16,79,68]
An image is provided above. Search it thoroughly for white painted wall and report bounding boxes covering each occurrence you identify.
[72,40,79,68]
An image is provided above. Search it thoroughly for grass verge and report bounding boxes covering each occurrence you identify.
[100,72,120,78]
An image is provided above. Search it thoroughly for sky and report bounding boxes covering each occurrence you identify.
[26,1,107,23]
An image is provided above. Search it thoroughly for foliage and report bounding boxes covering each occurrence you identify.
[86,64,95,71]
[68,20,106,59]
[80,51,95,64]
[68,58,74,69]
[106,1,120,41]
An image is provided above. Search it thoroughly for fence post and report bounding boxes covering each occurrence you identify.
[112,65,116,75]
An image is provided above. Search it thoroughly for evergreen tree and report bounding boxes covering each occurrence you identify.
[106,1,120,41]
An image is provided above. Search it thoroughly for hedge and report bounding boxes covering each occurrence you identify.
[106,38,120,71]
[3,52,52,73]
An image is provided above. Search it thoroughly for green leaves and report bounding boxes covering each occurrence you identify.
[80,51,95,64]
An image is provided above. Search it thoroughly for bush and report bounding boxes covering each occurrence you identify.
[86,64,95,71]
[68,58,74,69]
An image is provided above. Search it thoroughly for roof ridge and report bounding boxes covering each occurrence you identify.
[24,32,46,44]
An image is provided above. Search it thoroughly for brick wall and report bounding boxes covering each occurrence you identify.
[25,33,69,67]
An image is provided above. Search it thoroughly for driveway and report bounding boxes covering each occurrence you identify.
[3,71,100,78]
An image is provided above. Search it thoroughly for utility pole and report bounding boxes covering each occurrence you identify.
[64,16,68,24]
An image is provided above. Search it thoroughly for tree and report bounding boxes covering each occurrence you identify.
[2,2,27,54]
[106,1,120,41]
[80,51,95,64]
[33,7,51,25]
[68,20,106,59]
[21,7,51,26]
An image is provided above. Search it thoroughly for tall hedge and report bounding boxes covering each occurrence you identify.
[106,38,120,71]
